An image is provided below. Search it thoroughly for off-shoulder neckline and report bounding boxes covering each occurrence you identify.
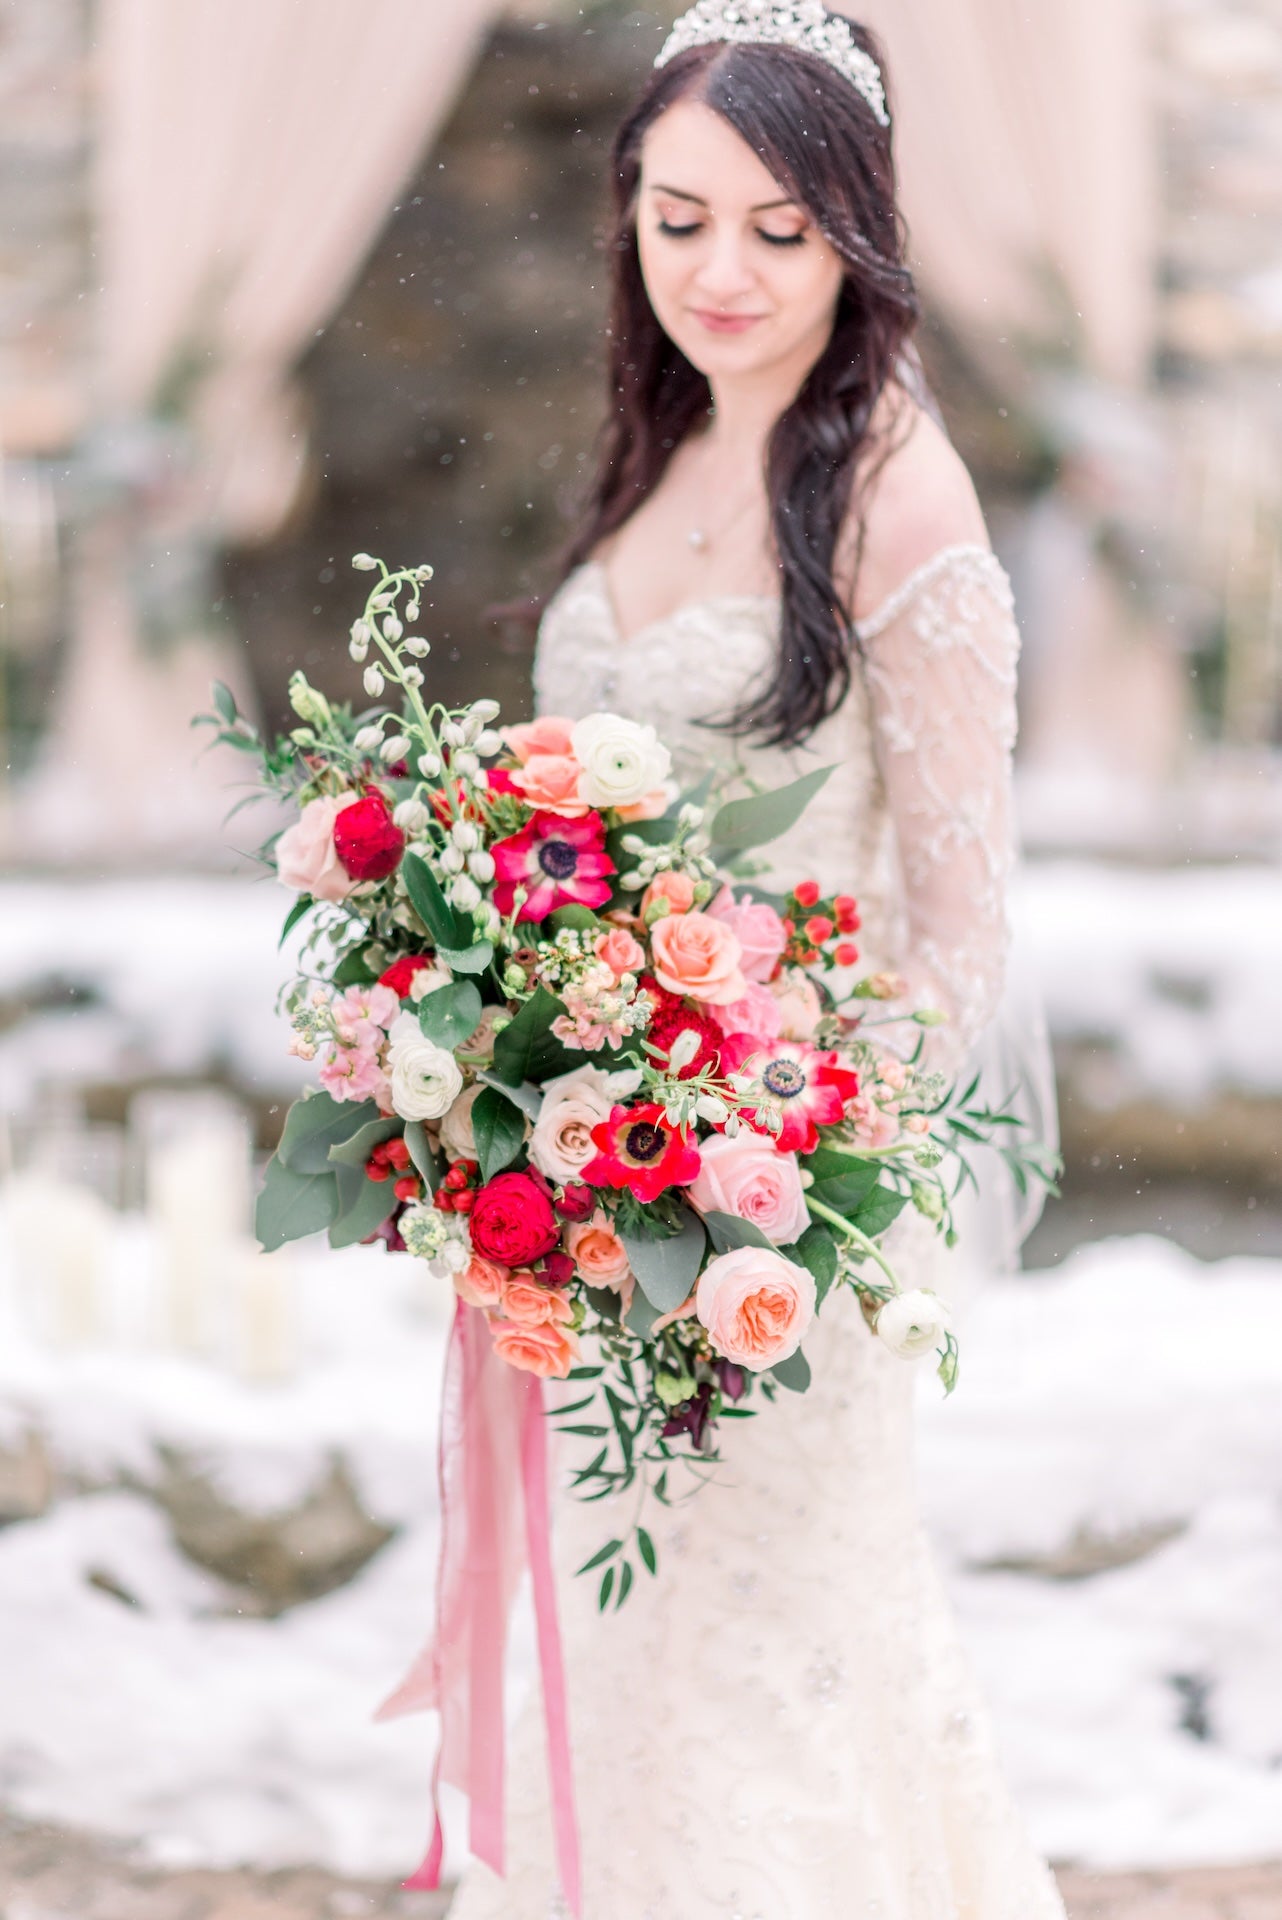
[563,544,1007,648]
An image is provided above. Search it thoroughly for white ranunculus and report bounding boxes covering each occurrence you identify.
[571,712,672,810]
[875,1289,952,1360]
[386,1013,463,1121]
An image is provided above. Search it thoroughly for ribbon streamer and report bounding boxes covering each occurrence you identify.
[375,1298,582,1915]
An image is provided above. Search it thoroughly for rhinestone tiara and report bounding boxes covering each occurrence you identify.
[655,1,890,127]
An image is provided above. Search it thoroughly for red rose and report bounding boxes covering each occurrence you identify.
[470,1170,562,1267]
[379,953,436,998]
[333,791,405,881]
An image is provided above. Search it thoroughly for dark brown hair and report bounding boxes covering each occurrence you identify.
[552,24,921,747]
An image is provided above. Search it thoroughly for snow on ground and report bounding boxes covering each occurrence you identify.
[1,1228,1280,1875]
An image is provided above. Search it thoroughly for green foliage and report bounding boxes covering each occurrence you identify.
[332,946,380,988]
[278,895,313,947]
[850,1187,909,1239]
[417,979,483,1051]
[435,940,494,976]
[256,1155,339,1251]
[708,766,836,859]
[619,1208,707,1312]
[769,1347,812,1394]
[401,852,468,948]
[278,1093,382,1174]
[549,905,600,934]
[326,1115,401,1169]
[788,1222,840,1305]
[329,1162,396,1249]
[701,1209,775,1255]
[471,1085,528,1182]
[490,986,578,1086]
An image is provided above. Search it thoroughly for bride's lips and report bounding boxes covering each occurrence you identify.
[692,309,766,335]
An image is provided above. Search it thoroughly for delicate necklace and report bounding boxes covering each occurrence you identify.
[686,470,765,554]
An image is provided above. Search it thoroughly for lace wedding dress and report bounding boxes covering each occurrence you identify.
[447,544,1066,1920]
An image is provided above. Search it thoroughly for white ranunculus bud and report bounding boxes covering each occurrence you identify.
[393,798,431,833]
[571,712,672,810]
[363,665,385,698]
[450,820,480,851]
[383,615,403,642]
[440,846,465,875]
[404,636,430,658]
[380,734,411,764]
[354,725,384,752]
[620,834,650,856]
[618,871,645,892]
[418,751,442,779]
[468,849,495,883]
[386,1013,463,1121]
[471,699,501,724]
[449,874,482,912]
[352,552,378,571]
[349,637,369,663]
[402,666,424,689]
[875,1290,952,1361]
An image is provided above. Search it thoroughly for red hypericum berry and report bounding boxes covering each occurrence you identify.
[794,880,821,910]
[444,1164,470,1191]
[433,1188,455,1212]
[780,918,795,938]
[805,915,835,946]
[385,1137,412,1173]
[798,947,821,967]
[393,1175,421,1203]
[452,1188,475,1215]
[834,942,861,968]
[833,893,858,921]
[463,1159,481,1179]
[365,1156,391,1183]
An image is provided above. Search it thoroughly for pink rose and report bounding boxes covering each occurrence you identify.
[566,1213,634,1309]
[650,911,747,1006]
[491,1318,581,1379]
[688,1133,811,1246]
[511,753,591,817]
[275,794,359,903]
[770,971,823,1041]
[641,870,695,919]
[595,926,646,981]
[695,1246,816,1372]
[499,1274,576,1329]
[528,1065,620,1184]
[711,982,784,1043]
[455,1255,508,1309]
[708,888,788,983]
[502,716,576,765]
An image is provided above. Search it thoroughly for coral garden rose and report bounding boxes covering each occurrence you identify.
[695,1245,816,1372]
[570,712,672,811]
[511,753,591,817]
[708,888,788,983]
[595,926,646,982]
[502,715,576,764]
[640,869,696,920]
[499,1274,576,1329]
[386,1013,464,1121]
[454,1255,508,1310]
[491,1318,581,1379]
[529,1064,631,1185]
[650,910,747,1007]
[469,1169,562,1267]
[275,794,360,903]
[876,1290,952,1360]
[566,1213,633,1293]
[332,790,406,882]
[687,1133,811,1247]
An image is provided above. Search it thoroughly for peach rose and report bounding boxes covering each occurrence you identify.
[499,1274,576,1329]
[695,1246,816,1372]
[641,869,696,919]
[566,1213,634,1309]
[707,888,788,983]
[511,753,590,817]
[454,1255,508,1309]
[650,911,748,1006]
[491,1318,581,1379]
[595,926,646,981]
[275,794,359,903]
[687,1134,811,1246]
[615,788,671,823]
[770,970,823,1041]
[502,715,576,764]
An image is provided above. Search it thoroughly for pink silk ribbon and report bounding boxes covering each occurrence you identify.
[374,1298,582,1916]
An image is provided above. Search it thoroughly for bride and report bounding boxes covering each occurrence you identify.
[449,6,1065,1915]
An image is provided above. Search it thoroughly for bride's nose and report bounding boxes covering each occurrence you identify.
[691,225,759,302]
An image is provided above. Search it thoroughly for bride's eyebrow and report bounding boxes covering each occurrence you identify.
[649,183,798,213]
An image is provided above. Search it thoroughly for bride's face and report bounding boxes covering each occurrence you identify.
[636,100,845,387]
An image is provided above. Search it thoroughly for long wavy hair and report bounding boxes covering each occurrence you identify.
[547,23,921,748]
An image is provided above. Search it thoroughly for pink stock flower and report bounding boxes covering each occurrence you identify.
[331,983,401,1045]
[707,887,788,983]
[492,810,616,922]
[319,1044,390,1107]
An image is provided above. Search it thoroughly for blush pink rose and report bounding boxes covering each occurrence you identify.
[511,753,591,817]
[595,926,646,981]
[528,1065,617,1183]
[566,1213,634,1308]
[695,1246,816,1372]
[707,888,788,983]
[650,911,747,1006]
[499,1275,576,1329]
[711,982,785,1043]
[770,971,823,1041]
[687,1133,811,1246]
[455,1255,509,1309]
[641,870,696,919]
[276,794,359,903]
[502,716,576,764]
[491,1318,581,1379]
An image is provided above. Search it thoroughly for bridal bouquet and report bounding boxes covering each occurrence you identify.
[205,554,1052,1607]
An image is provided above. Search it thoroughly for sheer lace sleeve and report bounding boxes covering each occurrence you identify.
[858,545,1020,1070]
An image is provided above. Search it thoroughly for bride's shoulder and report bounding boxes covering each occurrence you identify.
[844,392,992,628]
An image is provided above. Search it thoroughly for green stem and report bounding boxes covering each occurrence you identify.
[806,1196,901,1288]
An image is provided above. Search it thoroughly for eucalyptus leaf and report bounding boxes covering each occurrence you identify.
[329,1162,397,1249]
[624,1289,662,1338]
[549,905,600,933]
[401,851,467,947]
[332,946,379,988]
[278,1094,381,1174]
[490,987,575,1086]
[619,1208,707,1313]
[417,979,483,1050]
[327,1115,402,1170]
[477,1071,543,1121]
[436,940,494,976]
[708,765,836,858]
[403,1120,441,1185]
[769,1346,812,1394]
[472,1085,528,1182]
[701,1209,776,1255]
[255,1155,340,1252]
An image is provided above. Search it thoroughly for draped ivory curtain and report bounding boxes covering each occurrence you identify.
[11,0,506,864]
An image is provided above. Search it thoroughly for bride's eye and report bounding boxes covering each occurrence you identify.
[658,219,702,239]
[759,229,808,249]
